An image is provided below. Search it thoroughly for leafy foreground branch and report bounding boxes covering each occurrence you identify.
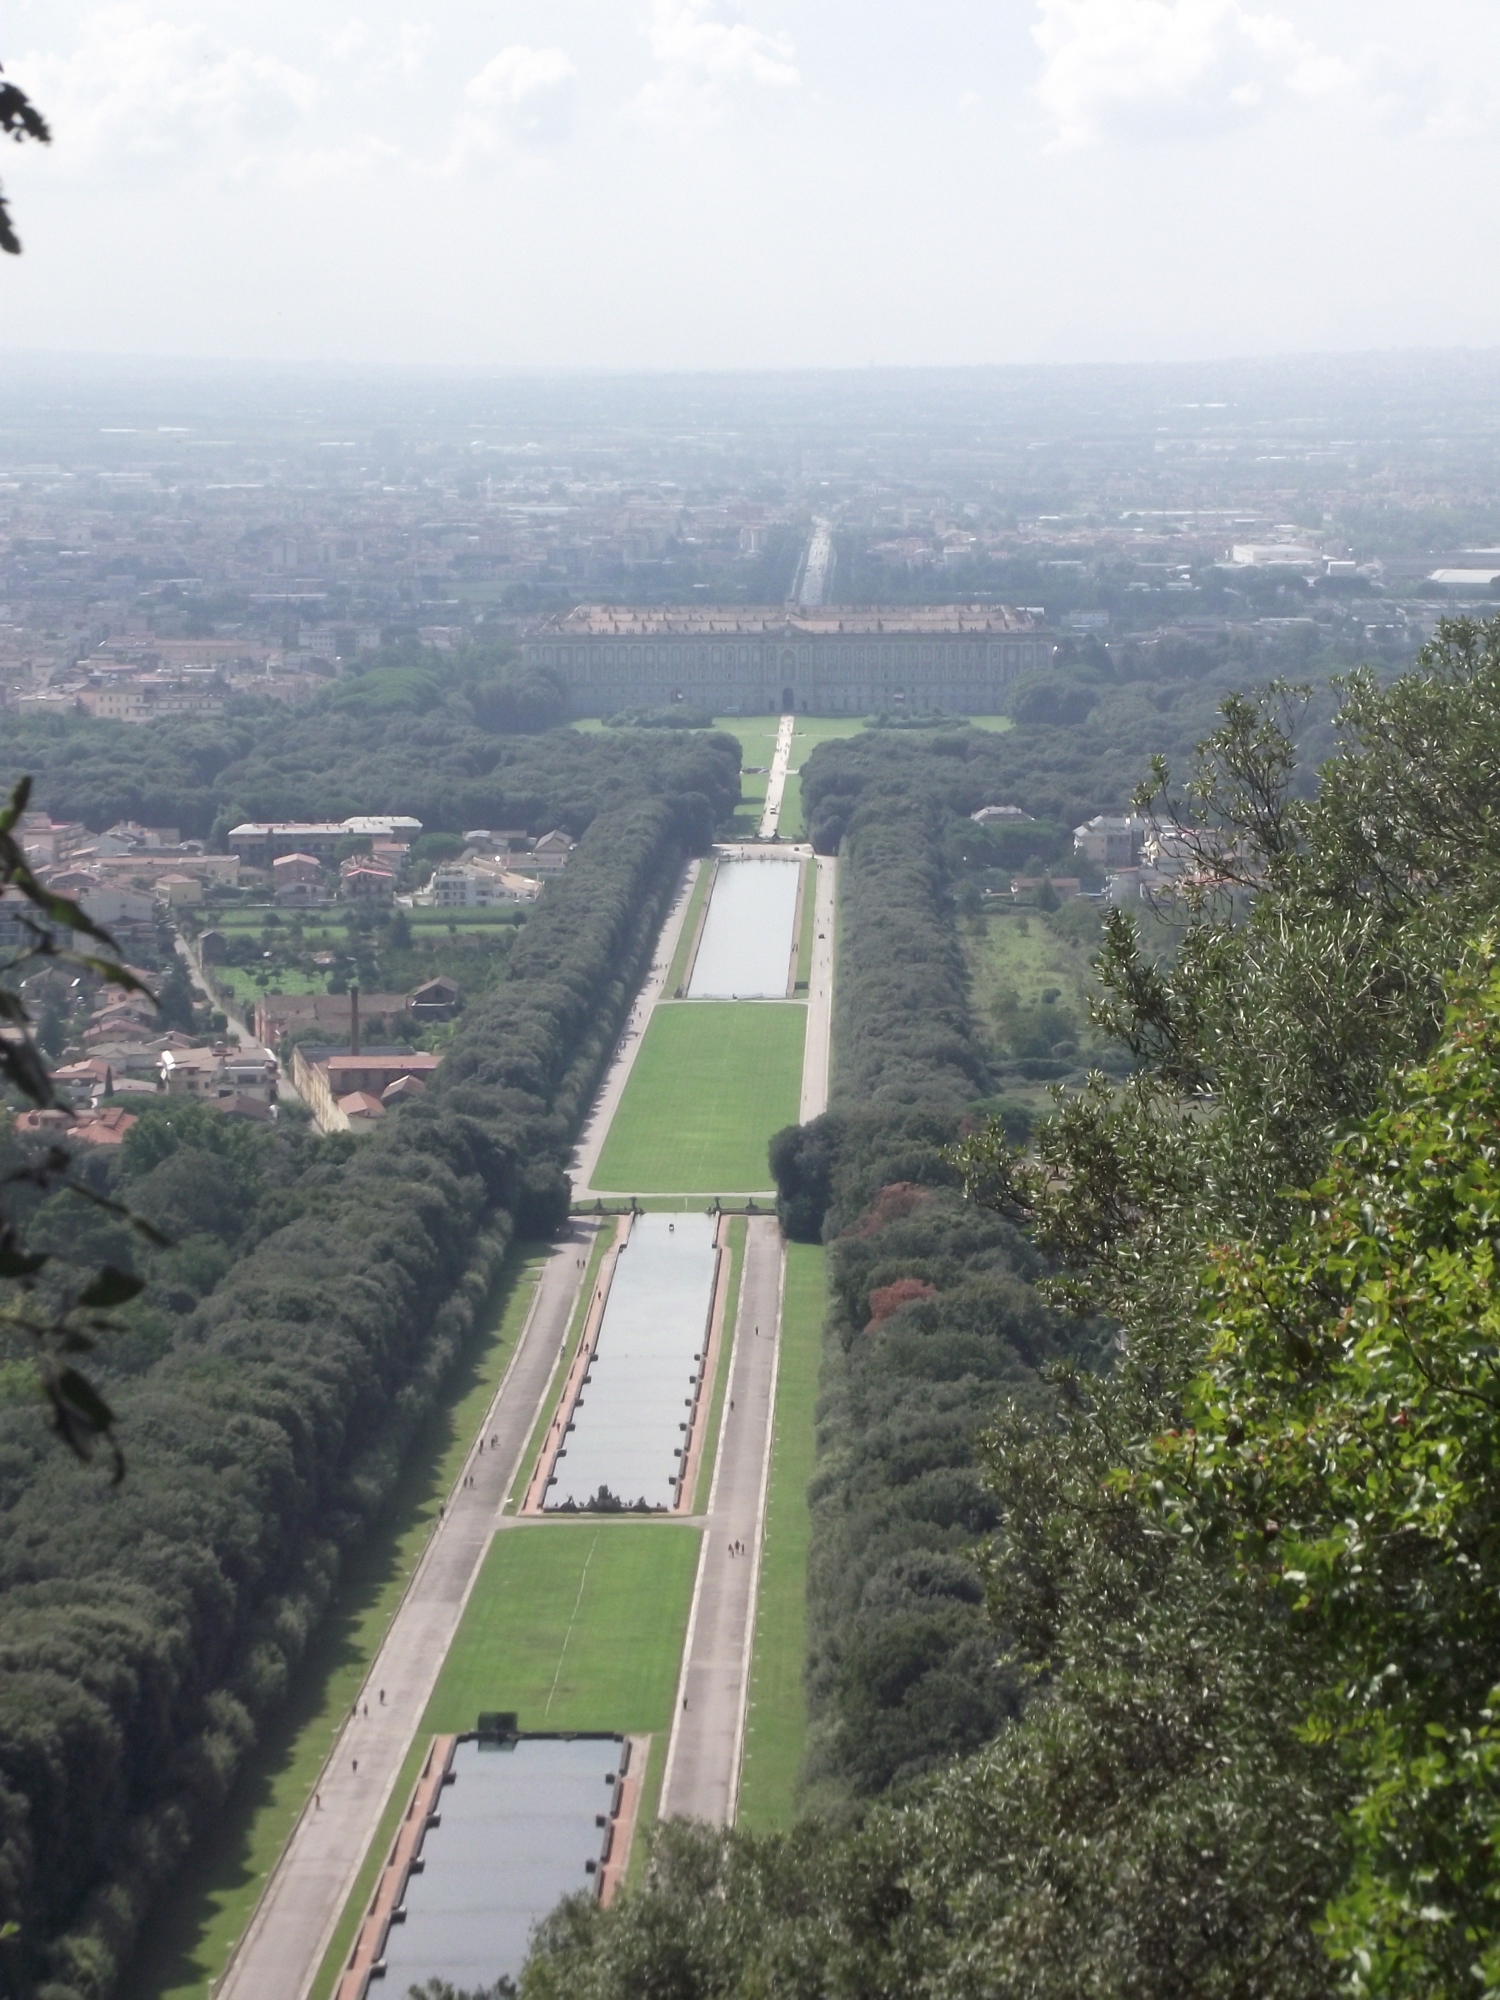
[1151,955,1500,1997]
[1,776,166,1474]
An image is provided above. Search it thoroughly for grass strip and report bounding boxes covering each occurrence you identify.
[736,1242,826,1832]
[793,859,817,991]
[778,771,802,841]
[593,1004,805,1193]
[124,1246,549,2000]
[421,1522,701,1734]
[692,1218,745,1513]
[626,1733,666,1892]
[504,1225,610,1512]
[666,858,715,995]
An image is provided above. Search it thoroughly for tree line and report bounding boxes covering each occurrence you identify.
[769,756,1099,1804]
[0,669,741,845]
[0,754,724,1997]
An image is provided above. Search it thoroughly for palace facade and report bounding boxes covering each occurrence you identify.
[520,605,1051,716]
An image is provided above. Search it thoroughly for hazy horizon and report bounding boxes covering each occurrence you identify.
[3,0,1498,372]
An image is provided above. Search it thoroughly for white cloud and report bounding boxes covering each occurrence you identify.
[459,44,578,152]
[636,0,800,118]
[19,6,317,173]
[1032,0,1347,147]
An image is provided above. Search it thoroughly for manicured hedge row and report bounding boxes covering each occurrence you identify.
[0,789,708,2000]
[774,740,1095,1803]
[827,782,989,1112]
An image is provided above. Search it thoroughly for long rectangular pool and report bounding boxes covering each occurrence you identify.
[546,1212,718,1511]
[377,1735,622,1992]
[687,856,800,1000]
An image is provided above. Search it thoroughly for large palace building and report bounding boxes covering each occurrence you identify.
[520,605,1052,717]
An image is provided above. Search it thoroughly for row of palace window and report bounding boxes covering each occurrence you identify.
[578,660,1034,684]
[532,645,1038,677]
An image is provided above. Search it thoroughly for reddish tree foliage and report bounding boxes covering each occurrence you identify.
[854,1181,933,1238]
[865,1276,937,1329]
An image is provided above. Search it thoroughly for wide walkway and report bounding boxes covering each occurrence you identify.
[217,1229,594,2000]
[799,855,836,1123]
[658,1216,783,1822]
[757,715,795,838]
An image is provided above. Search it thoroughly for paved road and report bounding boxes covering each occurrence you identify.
[217,1228,594,2000]
[172,933,306,1109]
[796,520,834,609]
[799,855,836,1121]
[571,863,698,1198]
[658,1216,784,1823]
[757,715,795,838]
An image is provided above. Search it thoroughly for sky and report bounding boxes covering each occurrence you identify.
[2,0,1499,370]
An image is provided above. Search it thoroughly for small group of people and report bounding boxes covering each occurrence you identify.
[727,1538,748,1557]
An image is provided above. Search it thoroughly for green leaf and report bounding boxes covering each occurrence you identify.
[76,1267,144,1310]
[0,1245,48,1280]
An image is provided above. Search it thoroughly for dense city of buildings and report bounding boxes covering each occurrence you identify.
[3,355,1500,718]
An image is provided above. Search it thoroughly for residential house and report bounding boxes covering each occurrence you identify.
[408,976,461,1021]
[339,861,395,902]
[155,872,204,909]
[428,858,540,908]
[159,1043,277,1103]
[1073,815,1147,868]
[272,852,324,889]
[12,1104,138,1146]
[527,829,575,871]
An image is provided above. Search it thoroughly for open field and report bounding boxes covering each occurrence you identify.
[209,964,326,1004]
[202,906,522,932]
[123,1247,549,2000]
[736,1243,825,1831]
[421,1523,700,1735]
[962,905,1103,1020]
[592,1003,805,1192]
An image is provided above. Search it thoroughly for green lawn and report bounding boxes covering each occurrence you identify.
[737,1243,825,1831]
[422,1522,700,1735]
[778,772,803,840]
[592,1003,805,1192]
[792,860,817,991]
[123,1246,550,2000]
[209,964,325,1004]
